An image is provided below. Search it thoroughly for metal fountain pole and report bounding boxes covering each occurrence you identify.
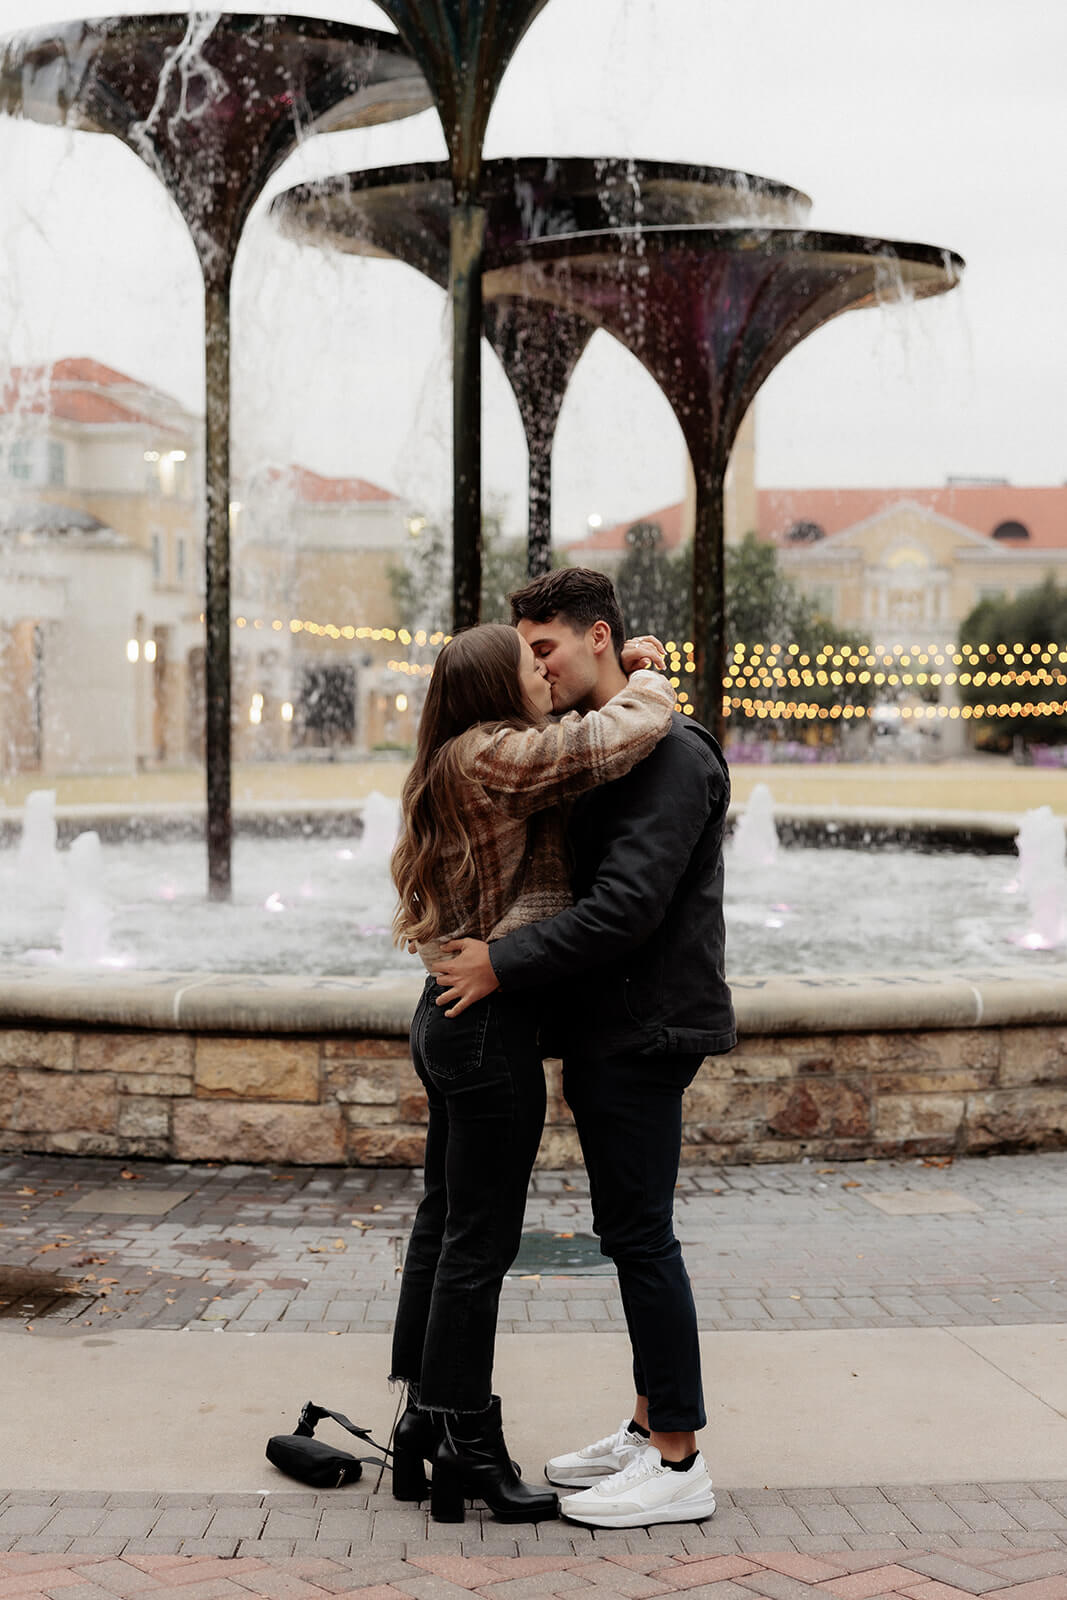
[691,458,728,745]
[450,193,487,627]
[203,268,233,899]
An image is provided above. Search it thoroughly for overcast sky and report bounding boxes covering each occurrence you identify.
[0,0,1063,540]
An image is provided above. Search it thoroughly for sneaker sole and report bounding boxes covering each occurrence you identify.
[561,1493,717,1529]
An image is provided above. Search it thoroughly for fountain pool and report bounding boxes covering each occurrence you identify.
[1,791,1060,978]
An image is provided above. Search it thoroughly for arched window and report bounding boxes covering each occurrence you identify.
[991,520,1030,541]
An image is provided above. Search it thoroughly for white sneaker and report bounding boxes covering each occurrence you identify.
[544,1418,649,1488]
[559,1447,716,1528]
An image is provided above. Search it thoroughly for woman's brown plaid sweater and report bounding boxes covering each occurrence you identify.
[417,669,675,967]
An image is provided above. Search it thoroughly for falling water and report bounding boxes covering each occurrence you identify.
[1014,806,1067,950]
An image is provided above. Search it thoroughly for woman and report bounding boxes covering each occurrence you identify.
[389,622,673,1525]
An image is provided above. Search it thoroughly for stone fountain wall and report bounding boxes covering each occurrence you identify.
[0,970,1064,1166]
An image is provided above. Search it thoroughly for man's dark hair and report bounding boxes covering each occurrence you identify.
[509,567,625,661]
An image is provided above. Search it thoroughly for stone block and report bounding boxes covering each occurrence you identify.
[117,1096,171,1141]
[872,1067,996,1095]
[876,1092,966,1143]
[194,1037,319,1102]
[173,1100,345,1163]
[322,1060,399,1104]
[0,1028,74,1072]
[964,1086,1067,1151]
[42,1130,122,1156]
[77,1032,193,1075]
[117,1072,191,1097]
[702,1049,798,1082]
[347,1124,426,1166]
[766,1080,871,1140]
[397,1087,429,1123]
[0,1068,16,1124]
[323,1037,411,1060]
[12,1069,118,1134]
[342,1103,400,1126]
[535,1126,582,1168]
[997,1027,1067,1087]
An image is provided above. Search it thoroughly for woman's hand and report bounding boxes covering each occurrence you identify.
[620,634,666,674]
[432,937,500,1017]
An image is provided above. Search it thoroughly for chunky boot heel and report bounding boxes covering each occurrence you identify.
[429,1464,465,1523]
[391,1398,439,1502]
[391,1444,429,1502]
[432,1397,558,1526]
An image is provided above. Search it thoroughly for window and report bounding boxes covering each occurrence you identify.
[151,532,163,580]
[991,520,1030,541]
[787,520,825,543]
[46,441,65,486]
[8,440,32,481]
[175,537,186,582]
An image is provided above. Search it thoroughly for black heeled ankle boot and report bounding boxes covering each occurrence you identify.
[430,1396,559,1525]
[391,1398,439,1501]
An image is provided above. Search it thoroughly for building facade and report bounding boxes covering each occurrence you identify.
[0,358,422,777]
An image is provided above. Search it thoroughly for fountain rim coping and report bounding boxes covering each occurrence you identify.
[0,964,1061,1037]
[0,797,1045,838]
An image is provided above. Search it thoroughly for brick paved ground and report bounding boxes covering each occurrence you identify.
[1,1151,1065,1337]
[2,1151,1066,1596]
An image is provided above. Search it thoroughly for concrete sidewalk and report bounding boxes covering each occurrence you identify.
[2,1151,1066,1598]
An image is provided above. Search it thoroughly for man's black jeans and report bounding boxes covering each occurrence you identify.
[562,1050,706,1433]
[391,977,546,1413]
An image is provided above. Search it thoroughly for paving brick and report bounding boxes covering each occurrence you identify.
[815,1567,931,1599]
[896,1553,1008,1592]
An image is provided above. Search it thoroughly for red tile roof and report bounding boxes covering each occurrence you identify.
[564,500,689,554]
[264,464,399,505]
[758,486,1067,549]
[0,359,182,431]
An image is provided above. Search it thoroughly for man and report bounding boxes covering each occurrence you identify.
[432,567,735,1529]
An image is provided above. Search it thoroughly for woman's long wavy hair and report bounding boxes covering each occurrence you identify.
[392,623,541,946]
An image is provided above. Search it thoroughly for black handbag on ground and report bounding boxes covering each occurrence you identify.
[265,1401,392,1489]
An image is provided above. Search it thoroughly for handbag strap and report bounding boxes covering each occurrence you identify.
[296,1401,393,1460]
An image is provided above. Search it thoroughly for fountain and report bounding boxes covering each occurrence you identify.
[59,831,111,966]
[0,5,1061,1171]
[1014,806,1067,950]
[272,158,811,576]
[731,783,779,870]
[485,225,962,735]
[0,13,432,899]
[16,788,60,894]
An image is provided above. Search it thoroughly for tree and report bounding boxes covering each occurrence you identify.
[388,506,553,633]
[958,575,1067,744]
[614,522,692,641]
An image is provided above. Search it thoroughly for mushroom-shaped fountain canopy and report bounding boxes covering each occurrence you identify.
[273,157,813,569]
[367,0,554,197]
[0,12,433,285]
[486,223,964,725]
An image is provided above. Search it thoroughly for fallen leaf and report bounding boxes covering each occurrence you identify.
[350,1219,369,1229]
[328,1330,341,1336]
[371,1204,383,1212]
[817,1168,836,1175]
[789,1294,802,1301]
[119,1170,142,1181]
[17,1187,36,1196]
[842,1181,863,1189]
[554,1232,574,1240]
[332,1240,346,1252]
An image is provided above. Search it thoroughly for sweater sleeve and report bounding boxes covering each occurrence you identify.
[457,670,675,820]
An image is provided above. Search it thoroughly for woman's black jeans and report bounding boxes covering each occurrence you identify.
[390,977,546,1413]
